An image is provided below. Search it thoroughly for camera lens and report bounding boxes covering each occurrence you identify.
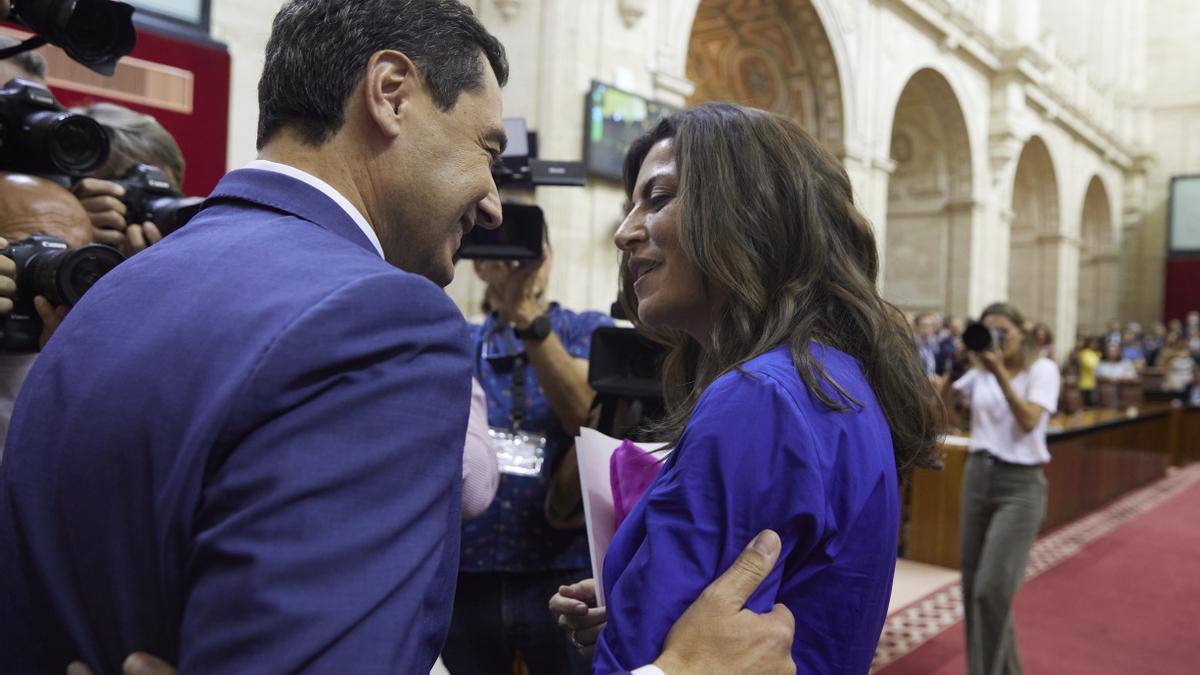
[57,245,124,306]
[962,323,993,352]
[65,0,132,67]
[23,111,110,176]
[25,244,123,307]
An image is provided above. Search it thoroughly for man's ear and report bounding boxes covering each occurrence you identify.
[363,49,421,139]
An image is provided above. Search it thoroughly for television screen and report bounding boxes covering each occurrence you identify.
[1169,175,1200,253]
[584,81,678,181]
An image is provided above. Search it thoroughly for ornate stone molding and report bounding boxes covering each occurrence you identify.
[650,68,695,106]
[493,0,521,21]
[618,0,649,29]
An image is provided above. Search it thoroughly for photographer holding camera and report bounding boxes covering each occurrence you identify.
[68,102,189,256]
[444,222,612,675]
[0,171,100,452]
[942,302,1060,675]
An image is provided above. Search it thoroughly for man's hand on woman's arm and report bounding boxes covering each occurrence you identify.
[549,529,796,675]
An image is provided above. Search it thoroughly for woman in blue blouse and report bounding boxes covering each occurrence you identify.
[551,103,940,674]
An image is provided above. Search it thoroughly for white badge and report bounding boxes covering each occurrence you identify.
[489,427,548,477]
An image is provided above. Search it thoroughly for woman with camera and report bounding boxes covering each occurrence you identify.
[949,303,1060,675]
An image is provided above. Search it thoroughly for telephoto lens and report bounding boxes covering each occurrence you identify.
[0,235,124,352]
[0,79,110,177]
[25,244,125,306]
[962,322,1001,352]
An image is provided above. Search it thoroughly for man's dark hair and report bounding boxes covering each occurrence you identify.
[257,0,508,149]
[0,36,48,81]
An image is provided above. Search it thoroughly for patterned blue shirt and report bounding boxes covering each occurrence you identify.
[460,303,613,573]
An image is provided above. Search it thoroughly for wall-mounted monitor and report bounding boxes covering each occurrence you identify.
[1168,175,1200,254]
[584,81,678,181]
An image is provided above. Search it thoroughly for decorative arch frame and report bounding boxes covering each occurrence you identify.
[668,0,852,154]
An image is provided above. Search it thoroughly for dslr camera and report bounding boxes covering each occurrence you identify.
[1,235,123,352]
[0,78,110,177]
[112,164,205,236]
[456,117,585,261]
[962,322,1005,353]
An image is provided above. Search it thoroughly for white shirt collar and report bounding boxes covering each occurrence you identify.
[243,159,385,259]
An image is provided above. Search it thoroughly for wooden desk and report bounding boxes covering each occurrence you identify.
[904,404,1177,569]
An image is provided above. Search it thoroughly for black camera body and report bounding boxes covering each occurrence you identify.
[0,78,110,177]
[1,235,123,352]
[963,322,1004,353]
[457,117,585,261]
[112,164,205,236]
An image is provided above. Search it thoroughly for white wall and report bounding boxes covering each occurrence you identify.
[210,0,289,170]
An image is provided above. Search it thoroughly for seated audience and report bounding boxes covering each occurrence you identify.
[938,316,966,377]
[915,311,941,377]
[1157,333,1195,393]
[1032,322,1054,360]
[1095,342,1139,408]
[1144,321,1167,366]
[1076,337,1102,407]
[1183,369,1200,408]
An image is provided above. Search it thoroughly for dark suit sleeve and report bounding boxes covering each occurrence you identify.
[177,272,472,673]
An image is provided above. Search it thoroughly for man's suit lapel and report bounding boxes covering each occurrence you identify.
[204,168,380,257]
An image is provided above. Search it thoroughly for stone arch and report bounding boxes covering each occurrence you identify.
[684,0,846,155]
[882,67,975,317]
[1007,136,1062,327]
[1077,176,1117,334]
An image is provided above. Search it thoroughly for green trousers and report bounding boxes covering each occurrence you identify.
[960,453,1047,675]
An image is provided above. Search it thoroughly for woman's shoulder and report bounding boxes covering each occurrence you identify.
[700,343,867,414]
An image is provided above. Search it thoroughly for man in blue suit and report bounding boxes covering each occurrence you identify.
[0,1,508,672]
[0,2,799,674]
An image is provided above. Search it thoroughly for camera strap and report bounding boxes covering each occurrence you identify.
[0,36,48,61]
[509,355,527,432]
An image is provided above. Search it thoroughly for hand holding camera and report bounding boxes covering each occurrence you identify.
[489,258,547,328]
[71,177,128,246]
[72,165,198,255]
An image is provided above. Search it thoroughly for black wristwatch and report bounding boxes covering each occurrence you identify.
[513,313,551,342]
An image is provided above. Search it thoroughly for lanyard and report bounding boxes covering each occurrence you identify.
[509,356,527,432]
[478,321,530,433]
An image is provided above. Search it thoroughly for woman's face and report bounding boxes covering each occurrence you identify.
[614,139,711,343]
[982,314,1022,360]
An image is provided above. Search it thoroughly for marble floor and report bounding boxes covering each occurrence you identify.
[887,558,959,614]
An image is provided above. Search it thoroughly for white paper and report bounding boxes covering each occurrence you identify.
[574,428,666,607]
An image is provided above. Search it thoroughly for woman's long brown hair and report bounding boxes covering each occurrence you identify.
[619,103,940,473]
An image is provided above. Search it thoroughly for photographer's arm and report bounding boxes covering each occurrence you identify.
[979,353,1047,432]
[496,261,595,436]
[521,331,593,436]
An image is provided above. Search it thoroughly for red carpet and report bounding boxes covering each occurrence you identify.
[876,466,1200,674]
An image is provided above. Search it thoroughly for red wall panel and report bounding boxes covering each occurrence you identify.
[1164,256,1200,322]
